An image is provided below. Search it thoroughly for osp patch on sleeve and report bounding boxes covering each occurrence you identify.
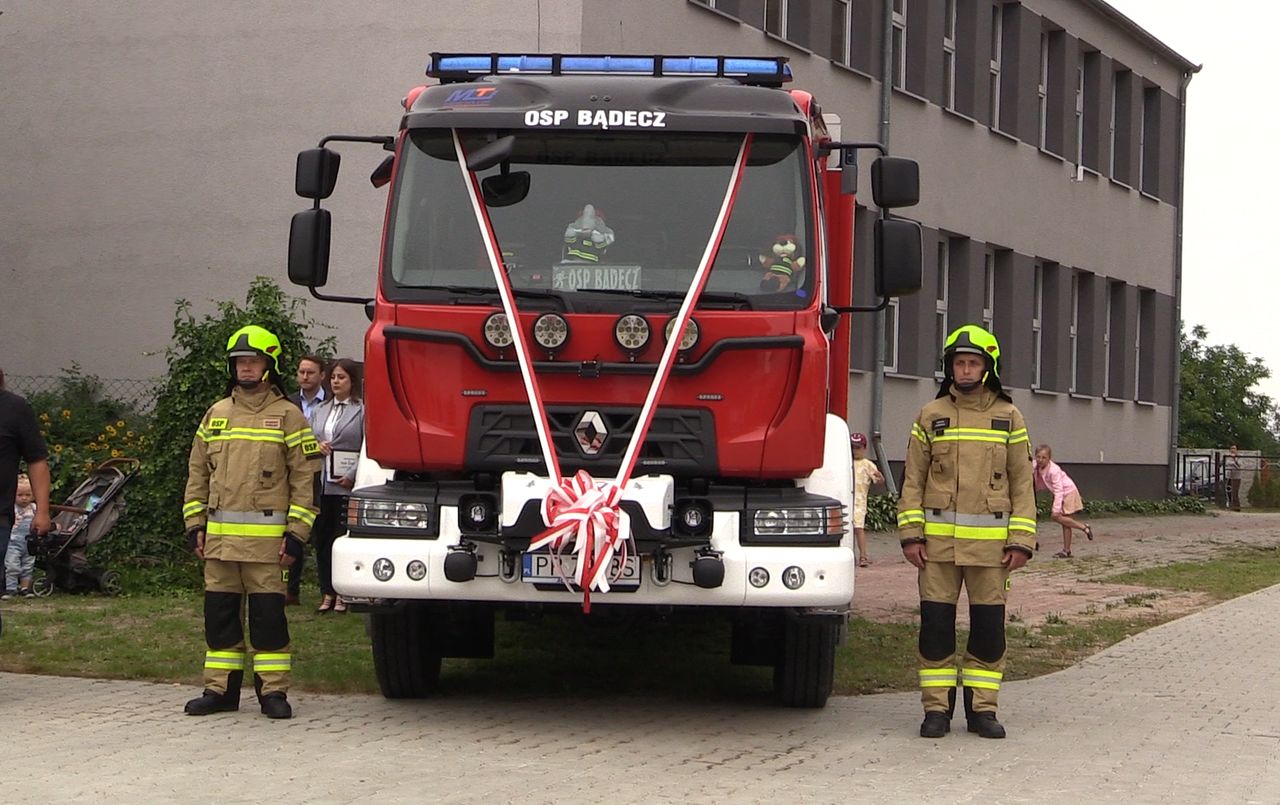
[209,417,228,431]
[301,439,321,457]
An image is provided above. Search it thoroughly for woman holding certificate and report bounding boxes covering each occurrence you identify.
[308,359,365,614]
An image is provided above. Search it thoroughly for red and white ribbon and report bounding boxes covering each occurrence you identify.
[455,131,750,611]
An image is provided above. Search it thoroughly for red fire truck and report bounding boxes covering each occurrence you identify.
[288,53,921,707]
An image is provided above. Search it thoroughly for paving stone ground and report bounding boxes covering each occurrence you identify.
[854,510,1280,625]
[4,511,1278,804]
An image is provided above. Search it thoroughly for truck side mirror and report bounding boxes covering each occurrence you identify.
[874,218,922,297]
[296,148,341,200]
[288,209,331,287]
[871,157,920,209]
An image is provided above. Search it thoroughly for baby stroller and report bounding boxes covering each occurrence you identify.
[30,457,140,597]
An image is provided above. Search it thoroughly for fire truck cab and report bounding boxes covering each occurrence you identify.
[288,53,921,707]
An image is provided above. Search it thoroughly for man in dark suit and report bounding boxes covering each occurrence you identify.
[285,356,328,605]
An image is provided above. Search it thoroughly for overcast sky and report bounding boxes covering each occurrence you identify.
[1102,1,1280,402]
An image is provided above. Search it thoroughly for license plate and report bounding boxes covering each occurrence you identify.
[552,264,642,291]
[521,552,642,588]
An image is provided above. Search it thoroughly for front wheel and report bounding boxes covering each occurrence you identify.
[369,603,442,698]
[773,616,839,708]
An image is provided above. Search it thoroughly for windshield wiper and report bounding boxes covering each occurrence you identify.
[394,284,568,309]
[571,288,753,309]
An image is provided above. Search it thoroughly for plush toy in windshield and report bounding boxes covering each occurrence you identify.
[758,233,805,292]
[563,204,616,263]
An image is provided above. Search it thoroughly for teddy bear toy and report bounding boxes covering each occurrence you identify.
[758,234,805,292]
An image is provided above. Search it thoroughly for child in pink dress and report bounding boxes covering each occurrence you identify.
[1033,444,1093,557]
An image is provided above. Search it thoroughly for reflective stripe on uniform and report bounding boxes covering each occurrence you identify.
[200,426,286,445]
[253,652,292,672]
[924,511,1009,540]
[1008,516,1038,534]
[911,423,929,444]
[919,668,958,688]
[183,500,207,518]
[961,667,1002,690]
[206,522,287,538]
[283,428,312,447]
[209,510,288,525]
[932,427,1014,444]
[205,650,246,670]
[1008,427,1029,444]
[898,509,925,527]
[288,505,316,526]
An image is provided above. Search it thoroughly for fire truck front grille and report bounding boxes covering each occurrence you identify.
[466,405,717,476]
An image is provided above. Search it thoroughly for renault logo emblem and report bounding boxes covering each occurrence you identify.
[574,411,608,455]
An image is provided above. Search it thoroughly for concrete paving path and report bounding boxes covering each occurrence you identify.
[5,581,1279,804]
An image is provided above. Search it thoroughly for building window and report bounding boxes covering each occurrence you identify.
[892,0,907,89]
[1075,64,1085,167]
[1108,68,1119,177]
[988,2,1002,128]
[885,298,900,373]
[1038,31,1049,149]
[1102,282,1112,397]
[1069,272,1079,393]
[983,250,996,330]
[831,0,851,65]
[1142,86,1160,195]
[1133,291,1143,400]
[943,0,957,109]
[935,240,950,375]
[1032,262,1044,389]
[765,0,786,38]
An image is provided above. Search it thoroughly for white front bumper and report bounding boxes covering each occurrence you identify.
[332,509,854,608]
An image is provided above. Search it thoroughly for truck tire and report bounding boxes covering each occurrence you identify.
[370,603,442,698]
[774,617,838,708]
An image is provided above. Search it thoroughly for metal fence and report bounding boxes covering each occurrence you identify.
[6,375,160,414]
[1174,448,1272,509]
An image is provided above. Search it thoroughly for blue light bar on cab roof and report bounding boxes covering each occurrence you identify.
[425,53,792,87]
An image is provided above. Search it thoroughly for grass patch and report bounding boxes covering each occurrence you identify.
[1103,545,1280,600]
[0,582,1223,699]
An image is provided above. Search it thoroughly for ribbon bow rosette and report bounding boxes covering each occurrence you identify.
[454,131,751,612]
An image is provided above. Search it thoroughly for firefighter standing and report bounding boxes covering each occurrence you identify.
[897,325,1037,739]
[182,325,321,719]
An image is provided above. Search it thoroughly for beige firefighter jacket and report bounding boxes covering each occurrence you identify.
[896,388,1037,566]
[183,386,321,563]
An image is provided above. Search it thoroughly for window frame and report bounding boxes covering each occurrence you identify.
[884,298,900,374]
[1031,261,1044,390]
[989,2,1003,129]
[943,0,957,110]
[892,0,908,90]
[935,239,950,378]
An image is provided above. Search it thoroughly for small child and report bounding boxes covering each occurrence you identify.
[851,432,884,568]
[4,474,37,599]
[1033,445,1094,558]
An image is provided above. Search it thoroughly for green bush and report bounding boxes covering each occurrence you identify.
[864,494,899,532]
[1036,494,1207,518]
[27,367,150,500]
[98,278,336,585]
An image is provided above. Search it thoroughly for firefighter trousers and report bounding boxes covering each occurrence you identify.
[917,561,1009,715]
[202,559,293,697]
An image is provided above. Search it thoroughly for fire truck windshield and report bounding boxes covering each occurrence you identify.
[382,130,815,309]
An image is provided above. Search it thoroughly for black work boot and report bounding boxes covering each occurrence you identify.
[967,711,1007,739]
[259,692,293,719]
[919,711,951,738]
[184,689,239,715]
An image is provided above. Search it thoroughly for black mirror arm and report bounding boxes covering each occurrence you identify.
[830,297,891,314]
[307,286,373,306]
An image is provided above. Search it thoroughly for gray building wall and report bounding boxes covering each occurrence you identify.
[1,0,1190,497]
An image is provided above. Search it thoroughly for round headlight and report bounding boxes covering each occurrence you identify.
[533,313,570,350]
[782,565,805,590]
[614,314,651,352]
[406,560,427,581]
[748,567,770,588]
[483,312,514,349]
[663,317,700,351]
